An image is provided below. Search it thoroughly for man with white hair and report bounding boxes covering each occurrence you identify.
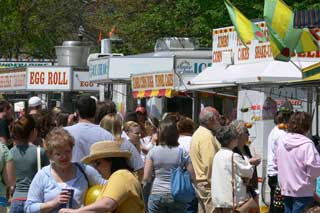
[190,106,221,213]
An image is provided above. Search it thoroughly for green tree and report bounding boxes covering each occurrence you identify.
[0,0,318,58]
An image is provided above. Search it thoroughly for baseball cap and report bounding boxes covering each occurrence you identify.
[28,96,42,107]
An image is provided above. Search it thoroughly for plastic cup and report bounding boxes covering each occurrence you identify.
[60,188,74,208]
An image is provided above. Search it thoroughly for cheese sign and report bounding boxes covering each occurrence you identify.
[0,72,26,91]
[132,72,174,91]
[26,67,71,91]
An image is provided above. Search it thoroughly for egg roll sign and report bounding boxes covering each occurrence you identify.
[26,67,71,91]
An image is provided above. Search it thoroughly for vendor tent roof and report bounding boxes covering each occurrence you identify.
[190,61,317,85]
[302,62,320,80]
[294,9,320,28]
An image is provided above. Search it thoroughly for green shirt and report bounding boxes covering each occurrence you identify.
[10,144,50,199]
[0,143,12,197]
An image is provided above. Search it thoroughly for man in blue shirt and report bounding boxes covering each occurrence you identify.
[65,96,114,162]
[65,96,144,177]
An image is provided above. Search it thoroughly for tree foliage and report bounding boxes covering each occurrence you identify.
[0,0,318,58]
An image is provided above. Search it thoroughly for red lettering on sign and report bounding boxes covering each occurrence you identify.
[255,45,272,59]
[238,47,249,61]
[155,74,165,87]
[294,50,320,58]
[80,81,94,87]
[30,72,44,84]
[132,77,139,89]
[48,72,53,84]
[147,76,154,88]
[48,72,68,85]
[251,105,261,110]
[165,73,174,87]
[217,35,229,48]
[212,51,222,62]
[30,72,35,84]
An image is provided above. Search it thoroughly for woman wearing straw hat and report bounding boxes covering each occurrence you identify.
[59,141,144,213]
[100,113,144,181]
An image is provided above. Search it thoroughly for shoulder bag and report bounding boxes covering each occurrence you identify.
[232,153,258,212]
[170,148,195,203]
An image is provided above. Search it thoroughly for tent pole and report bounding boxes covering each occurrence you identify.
[289,59,303,73]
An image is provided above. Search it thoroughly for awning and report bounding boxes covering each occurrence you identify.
[189,63,229,85]
[303,62,320,80]
[190,61,317,85]
[294,9,320,28]
[132,89,175,98]
[178,83,236,91]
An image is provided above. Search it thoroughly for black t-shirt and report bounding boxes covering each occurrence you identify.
[0,118,10,139]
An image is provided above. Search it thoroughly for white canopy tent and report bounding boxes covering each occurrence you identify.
[190,61,317,86]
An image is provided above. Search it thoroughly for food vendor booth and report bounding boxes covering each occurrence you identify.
[0,66,101,113]
[188,22,320,207]
[88,38,213,118]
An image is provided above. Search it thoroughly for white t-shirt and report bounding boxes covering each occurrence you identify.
[178,135,192,154]
[140,136,154,161]
[267,125,287,176]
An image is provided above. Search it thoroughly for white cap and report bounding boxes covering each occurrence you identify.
[28,96,42,107]
[90,96,98,103]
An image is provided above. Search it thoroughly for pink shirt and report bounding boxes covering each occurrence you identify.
[275,133,320,197]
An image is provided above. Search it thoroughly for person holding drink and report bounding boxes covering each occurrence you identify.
[59,141,145,213]
[24,128,106,213]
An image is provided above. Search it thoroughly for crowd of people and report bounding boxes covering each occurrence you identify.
[0,95,319,213]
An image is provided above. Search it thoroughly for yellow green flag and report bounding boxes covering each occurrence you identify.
[295,29,319,53]
[264,0,319,61]
[267,22,291,61]
[224,0,266,46]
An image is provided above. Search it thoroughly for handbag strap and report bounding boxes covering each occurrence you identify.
[75,163,89,186]
[231,153,236,210]
[178,148,184,169]
[37,145,41,172]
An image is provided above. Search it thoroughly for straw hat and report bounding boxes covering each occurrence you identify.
[81,141,131,164]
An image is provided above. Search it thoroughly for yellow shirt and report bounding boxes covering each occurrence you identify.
[190,126,220,184]
[97,169,144,213]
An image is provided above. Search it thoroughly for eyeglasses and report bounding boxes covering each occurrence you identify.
[244,131,250,136]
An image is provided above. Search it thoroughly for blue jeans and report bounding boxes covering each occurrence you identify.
[10,200,26,213]
[283,196,313,213]
[148,194,187,213]
[0,196,7,207]
[186,197,198,213]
